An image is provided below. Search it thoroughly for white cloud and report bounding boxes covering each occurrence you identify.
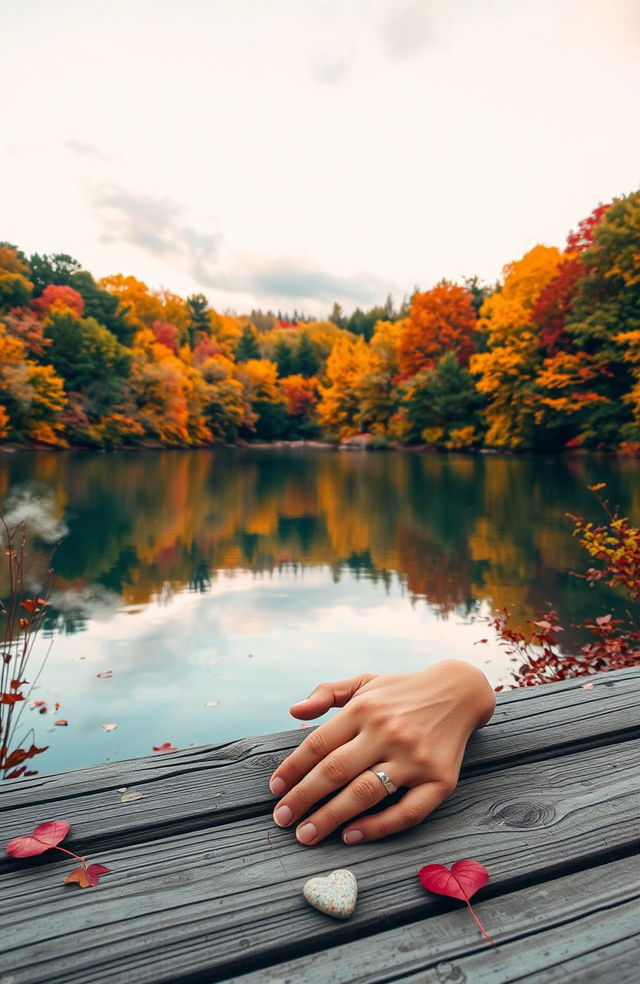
[0,0,638,315]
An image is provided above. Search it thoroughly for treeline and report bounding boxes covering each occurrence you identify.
[0,187,638,451]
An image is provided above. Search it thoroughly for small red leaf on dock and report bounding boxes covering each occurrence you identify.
[7,820,70,857]
[419,859,488,901]
[64,863,111,888]
[153,742,178,753]
[419,860,496,948]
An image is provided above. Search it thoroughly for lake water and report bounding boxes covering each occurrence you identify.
[1,448,638,777]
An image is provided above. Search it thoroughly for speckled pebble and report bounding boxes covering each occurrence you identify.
[303,869,358,920]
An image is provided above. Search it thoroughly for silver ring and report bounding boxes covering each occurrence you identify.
[368,768,398,795]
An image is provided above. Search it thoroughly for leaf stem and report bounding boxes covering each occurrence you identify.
[466,901,498,950]
[53,845,87,868]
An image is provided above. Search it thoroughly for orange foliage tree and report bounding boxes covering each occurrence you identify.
[397,283,477,378]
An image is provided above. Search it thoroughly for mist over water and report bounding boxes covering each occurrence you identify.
[1,448,638,776]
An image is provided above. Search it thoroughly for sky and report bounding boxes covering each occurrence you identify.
[1,0,639,317]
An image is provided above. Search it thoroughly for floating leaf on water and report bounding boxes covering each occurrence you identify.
[54,719,68,726]
[153,742,178,753]
[204,701,220,708]
[101,723,118,732]
[96,671,113,679]
[209,658,220,665]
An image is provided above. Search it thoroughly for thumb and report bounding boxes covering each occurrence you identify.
[290,673,376,719]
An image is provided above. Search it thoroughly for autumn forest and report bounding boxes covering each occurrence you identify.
[1,188,639,453]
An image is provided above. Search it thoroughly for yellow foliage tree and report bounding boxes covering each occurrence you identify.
[470,245,565,449]
[316,336,370,439]
[355,319,404,435]
[99,275,164,330]
[0,322,66,444]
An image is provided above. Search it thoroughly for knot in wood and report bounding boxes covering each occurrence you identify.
[491,800,556,829]
[436,961,467,983]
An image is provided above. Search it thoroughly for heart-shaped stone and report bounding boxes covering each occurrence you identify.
[303,868,358,920]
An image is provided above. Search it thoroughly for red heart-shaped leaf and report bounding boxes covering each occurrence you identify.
[419,859,495,948]
[419,859,489,902]
[7,820,70,858]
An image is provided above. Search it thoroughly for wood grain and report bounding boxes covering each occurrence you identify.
[1,667,637,851]
[232,855,640,984]
[2,736,639,984]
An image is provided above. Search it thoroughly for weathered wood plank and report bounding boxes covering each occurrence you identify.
[2,737,639,984]
[1,668,637,849]
[232,854,640,984]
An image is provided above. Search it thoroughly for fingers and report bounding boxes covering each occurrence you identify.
[341,781,450,844]
[289,674,376,720]
[269,711,359,796]
[293,766,391,845]
[272,737,375,831]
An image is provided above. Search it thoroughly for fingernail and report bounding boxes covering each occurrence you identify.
[296,822,318,845]
[269,777,286,796]
[343,829,364,844]
[273,805,293,826]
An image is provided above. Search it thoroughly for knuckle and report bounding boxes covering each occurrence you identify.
[371,818,393,839]
[316,804,340,830]
[437,776,458,798]
[288,785,313,813]
[414,752,437,774]
[323,752,350,786]
[351,693,378,716]
[402,803,427,828]
[351,774,380,806]
[379,719,406,744]
[305,729,329,759]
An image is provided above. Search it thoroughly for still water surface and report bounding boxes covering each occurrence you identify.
[1,448,638,776]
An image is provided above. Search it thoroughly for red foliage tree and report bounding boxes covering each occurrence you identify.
[193,335,223,364]
[531,257,583,355]
[32,285,84,318]
[151,320,179,354]
[397,283,477,378]
[566,203,611,253]
[280,374,318,418]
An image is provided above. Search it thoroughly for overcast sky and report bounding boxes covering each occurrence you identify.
[2,0,639,316]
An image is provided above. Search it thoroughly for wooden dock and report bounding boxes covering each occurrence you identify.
[2,666,639,983]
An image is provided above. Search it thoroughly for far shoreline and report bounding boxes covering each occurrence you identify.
[0,439,633,458]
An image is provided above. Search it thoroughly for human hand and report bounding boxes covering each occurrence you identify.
[269,659,495,846]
